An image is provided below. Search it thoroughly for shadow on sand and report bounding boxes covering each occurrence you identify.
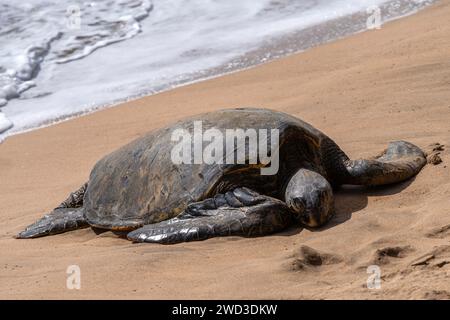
[303,176,417,233]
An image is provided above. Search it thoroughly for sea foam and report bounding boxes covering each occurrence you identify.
[0,0,436,139]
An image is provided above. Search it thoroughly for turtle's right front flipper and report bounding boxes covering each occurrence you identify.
[16,184,89,239]
[127,188,294,244]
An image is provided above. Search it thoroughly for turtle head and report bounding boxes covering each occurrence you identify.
[284,168,334,228]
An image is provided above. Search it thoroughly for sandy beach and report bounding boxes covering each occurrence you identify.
[1,1,450,299]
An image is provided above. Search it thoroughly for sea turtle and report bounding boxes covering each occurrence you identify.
[17,108,427,244]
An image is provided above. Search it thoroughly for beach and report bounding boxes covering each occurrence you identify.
[1,0,450,299]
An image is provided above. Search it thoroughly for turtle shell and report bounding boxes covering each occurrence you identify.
[83,108,330,230]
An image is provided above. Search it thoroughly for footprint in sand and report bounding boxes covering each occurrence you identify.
[372,246,413,265]
[284,245,343,272]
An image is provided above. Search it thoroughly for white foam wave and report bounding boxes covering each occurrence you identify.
[0,0,153,134]
[0,0,436,139]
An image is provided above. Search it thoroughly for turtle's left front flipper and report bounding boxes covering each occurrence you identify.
[16,208,88,238]
[16,184,89,239]
[127,188,294,244]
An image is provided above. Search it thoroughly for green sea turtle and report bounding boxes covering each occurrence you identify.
[17,108,427,244]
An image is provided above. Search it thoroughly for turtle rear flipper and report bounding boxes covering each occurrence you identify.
[16,207,88,238]
[127,188,294,244]
[343,141,427,186]
[325,140,427,186]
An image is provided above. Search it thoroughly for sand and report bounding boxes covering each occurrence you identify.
[1,1,450,300]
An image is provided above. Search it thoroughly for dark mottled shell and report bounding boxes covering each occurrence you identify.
[83,108,330,230]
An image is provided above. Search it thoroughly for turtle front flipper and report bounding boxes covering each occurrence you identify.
[127,188,294,244]
[16,184,89,238]
[16,208,87,238]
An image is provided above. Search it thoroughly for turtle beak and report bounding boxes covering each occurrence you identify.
[296,188,334,228]
[298,205,324,228]
[286,191,329,227]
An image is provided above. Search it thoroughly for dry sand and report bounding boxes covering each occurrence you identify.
[1,1,450,300]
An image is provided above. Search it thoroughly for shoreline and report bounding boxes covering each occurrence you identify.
[0,0,437,139]
[1,0,450,299]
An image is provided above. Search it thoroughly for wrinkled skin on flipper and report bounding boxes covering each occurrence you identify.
[57,183,87,209]
[16,208,87,238]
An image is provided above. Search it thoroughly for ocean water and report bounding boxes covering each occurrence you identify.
[0,0,435,140]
